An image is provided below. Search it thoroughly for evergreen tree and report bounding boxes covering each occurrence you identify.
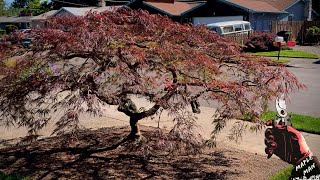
[12,0,31,8]
[0,0,6,16]
[19,0,52,16]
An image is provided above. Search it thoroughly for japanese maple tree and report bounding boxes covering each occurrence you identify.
[0,8,303,151]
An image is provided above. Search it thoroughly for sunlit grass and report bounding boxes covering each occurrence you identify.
[251,50,319,59]
[272,59,290,63]
[261,111,320,134]
[269,165,293,180]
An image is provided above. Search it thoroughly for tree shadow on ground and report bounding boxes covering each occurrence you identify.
[0,126,240,180]
[313,60,320,64]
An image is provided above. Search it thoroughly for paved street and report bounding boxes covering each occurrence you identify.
[284,45,320,116]
[269,57,320,116]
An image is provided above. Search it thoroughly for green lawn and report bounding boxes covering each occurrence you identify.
[272,59,290,63]
[251,50,319,59]
[261,111,320,134]
[269,165,293,180]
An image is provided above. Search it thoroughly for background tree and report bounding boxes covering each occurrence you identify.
[12,0,30,8]
[19,0,52,16]
[0,9,303,152]
[0,0,5,16]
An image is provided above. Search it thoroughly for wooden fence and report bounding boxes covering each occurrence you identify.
[271,20,320,44]
[223,32,251,45]
[224,21,320,44]
[223,31,261,45]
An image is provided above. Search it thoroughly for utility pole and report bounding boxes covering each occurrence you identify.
[308,0,312,21]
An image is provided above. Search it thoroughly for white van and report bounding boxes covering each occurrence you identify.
[207,21,252,36]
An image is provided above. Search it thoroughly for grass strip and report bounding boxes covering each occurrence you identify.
[251,50,319,59]
[269,165,293,180]
[261,111,320,134]
[272,59,290,63]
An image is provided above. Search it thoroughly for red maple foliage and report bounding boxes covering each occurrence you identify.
[0,8,304,152]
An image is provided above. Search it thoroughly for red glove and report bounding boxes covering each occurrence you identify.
[264,122,312,165]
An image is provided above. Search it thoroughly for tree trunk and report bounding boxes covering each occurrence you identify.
[129,116,141,139]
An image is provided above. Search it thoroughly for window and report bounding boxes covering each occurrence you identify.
[209,27,217,32]
[244,23,251,30]
[234,24,243,31]
[222,26,233,33]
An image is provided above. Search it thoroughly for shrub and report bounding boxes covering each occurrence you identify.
[244,31,277,52]
[0,29,5,35]
[305,26,320,44]
[5,25,18,34]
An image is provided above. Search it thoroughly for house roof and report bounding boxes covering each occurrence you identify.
[143,1,205,16]
[55,7,96,16]
[0,16,17,23]
[92,6,122,13]
[257,0,300,11]
[0,16,32,23]
[51,6,122,17]
[218,0,298,13]
[31,10,58,20]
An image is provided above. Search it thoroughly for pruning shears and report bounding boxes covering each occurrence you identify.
[273,93,292,126]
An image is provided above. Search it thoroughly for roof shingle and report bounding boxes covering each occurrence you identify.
[31,10,58,20]
[143,1,203,16]
[220,0,298,12]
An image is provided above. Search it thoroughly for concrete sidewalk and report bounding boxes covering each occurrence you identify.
[1,96,319,158]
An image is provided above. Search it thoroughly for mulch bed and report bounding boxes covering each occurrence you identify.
[0,126,288,180]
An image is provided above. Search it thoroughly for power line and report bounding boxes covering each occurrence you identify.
[52,0,91,7]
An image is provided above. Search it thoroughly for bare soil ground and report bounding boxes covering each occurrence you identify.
[0,126,288,180]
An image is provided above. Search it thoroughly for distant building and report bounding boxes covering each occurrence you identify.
[31,10,58,28]
[30,5,120,28]
[0,16,32,30]
[125,0,317,31]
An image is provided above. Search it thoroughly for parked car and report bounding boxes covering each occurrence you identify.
[19,29,32,48]
[19,29,32,33]
[207,21,252,36]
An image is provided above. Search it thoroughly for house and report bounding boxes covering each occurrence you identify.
[28,0,318,31]
[126,0,316,31]
[51,0,120,17]
[52,7,98,17]
[0,16,32,30]
[51,6,119,17]
[209,0,316,31]
[30,3,121,28]
[31,10,58,28]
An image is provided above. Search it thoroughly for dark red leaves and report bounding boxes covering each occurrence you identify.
[0,8,303,138]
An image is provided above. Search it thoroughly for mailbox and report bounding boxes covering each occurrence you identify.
[275,36,284,43]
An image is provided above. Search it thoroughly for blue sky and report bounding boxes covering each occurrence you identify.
[4,0,14,6]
